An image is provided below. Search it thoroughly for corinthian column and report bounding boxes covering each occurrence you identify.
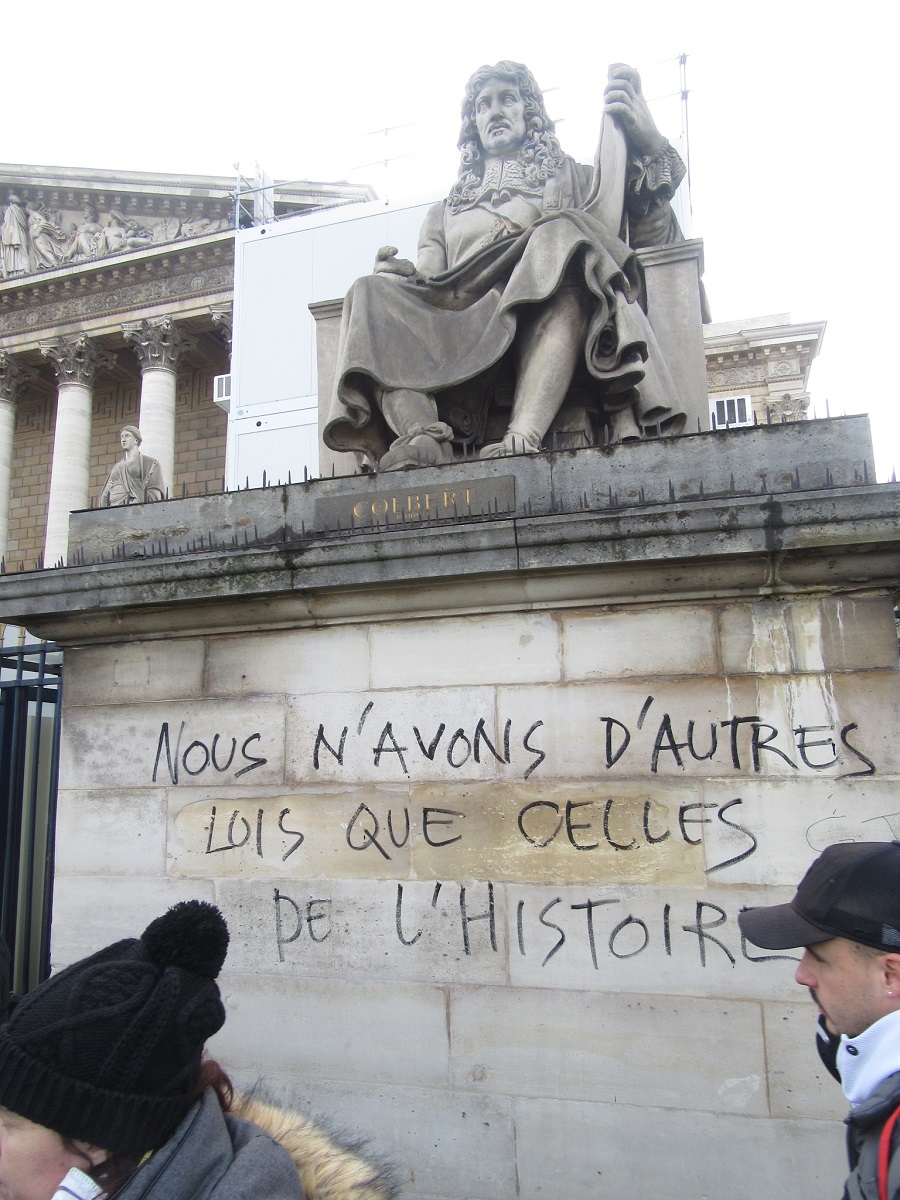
[41,335,114,567]
[0,352,36,563]
[210,303,233,356]
[123,318,196,494]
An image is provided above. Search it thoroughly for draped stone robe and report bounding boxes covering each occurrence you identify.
[324,142,688,466]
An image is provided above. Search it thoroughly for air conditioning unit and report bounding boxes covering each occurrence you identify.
[709,394,753,430]
[212,373,232,412]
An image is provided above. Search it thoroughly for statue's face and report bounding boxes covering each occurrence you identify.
[474,77,527,156]
[120,429,138,451]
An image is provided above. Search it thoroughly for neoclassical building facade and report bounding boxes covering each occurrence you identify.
[0,165,372,572]
[704,312,826,428]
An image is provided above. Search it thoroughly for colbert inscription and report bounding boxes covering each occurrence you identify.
[315,475,515,530]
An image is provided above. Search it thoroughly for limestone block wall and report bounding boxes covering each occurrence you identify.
[48,591,900,1200]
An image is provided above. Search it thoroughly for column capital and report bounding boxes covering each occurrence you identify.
[123,317,196,372]
[0,350,37,403]
[210,304,233,351]
[40,335,115,387]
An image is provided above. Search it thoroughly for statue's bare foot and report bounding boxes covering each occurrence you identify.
[479,431,541,459]
[379,432,454,471]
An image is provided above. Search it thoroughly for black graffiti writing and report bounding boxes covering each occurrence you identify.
[385,884,800,971]
[805,808,900,852]
[516,796,757,873]
[312,707,546,779]
[273,889,332,961]
[205,805,304,862]
[600,696,877,777]
[153,721,267,784]
[346,803,465,860]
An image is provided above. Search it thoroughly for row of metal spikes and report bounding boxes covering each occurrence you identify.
[41,459,880,571]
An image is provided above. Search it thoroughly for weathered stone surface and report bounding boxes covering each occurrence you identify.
[49,875,215,969]
[55,788,168,876]
[59,698,286,790]
[764,1000,848,1120]
[370,612,560,689]
[703,777,900,885]
[225,1072,516,1200]
[206,625,370,697]
[815,595,899,671]
[215,974,449,1088]
[62,639,206,705]
[513,1097,845,1200]
[560,605,718,679]
[718,600,805,674]
[449,985,768,1111]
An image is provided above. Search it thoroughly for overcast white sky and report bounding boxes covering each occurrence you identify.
[5,0,898,478]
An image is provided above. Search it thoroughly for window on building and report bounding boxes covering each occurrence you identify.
[710,394,754,429]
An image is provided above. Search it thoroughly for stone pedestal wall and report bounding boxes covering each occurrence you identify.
[49,593,899,1198]
[2,421,897,1200]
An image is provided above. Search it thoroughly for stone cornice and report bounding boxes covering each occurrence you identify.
[0,236,234,348]
[0,418,890,643]
[0,163,375,210]
[0,483,896,645]
[704,321,827,358]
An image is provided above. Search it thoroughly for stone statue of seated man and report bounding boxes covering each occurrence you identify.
[324,60,689,472]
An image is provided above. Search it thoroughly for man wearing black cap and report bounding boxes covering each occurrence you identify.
[739,841,900,1200]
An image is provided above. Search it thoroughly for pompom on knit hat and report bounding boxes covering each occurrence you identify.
[0,900,228,1154]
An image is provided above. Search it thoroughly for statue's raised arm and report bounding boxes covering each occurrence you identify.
[324,60,688,471]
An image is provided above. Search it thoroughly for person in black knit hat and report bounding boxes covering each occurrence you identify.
[0,900,397,1200]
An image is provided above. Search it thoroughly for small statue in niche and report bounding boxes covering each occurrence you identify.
[1,193,31,279]
[66,203,104,262]
[26,203,68,270]
[324,61,688,470]
[100,425,165,506]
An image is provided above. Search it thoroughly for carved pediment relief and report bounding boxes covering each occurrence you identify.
[0,193,232,281]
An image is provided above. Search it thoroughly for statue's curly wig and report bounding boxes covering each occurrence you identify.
[448,61,566,213]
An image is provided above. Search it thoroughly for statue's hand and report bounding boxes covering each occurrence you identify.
[373,245,417,278]
[603,64,666,158]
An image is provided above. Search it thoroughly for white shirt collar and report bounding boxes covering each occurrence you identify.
[52,1168,103,1200]
[839,1009,900,1105]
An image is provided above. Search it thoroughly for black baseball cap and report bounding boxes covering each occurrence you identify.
[738,841,900,952]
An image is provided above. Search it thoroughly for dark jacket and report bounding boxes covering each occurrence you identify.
[115,1087,397,1200]
[844,1069,900,1200]
[0,935,9,1023]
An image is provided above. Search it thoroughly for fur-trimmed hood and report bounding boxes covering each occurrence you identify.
[232,1093,399,1200]
[113,1087,399,1200]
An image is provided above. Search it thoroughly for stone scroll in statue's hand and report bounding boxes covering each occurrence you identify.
[602,64,667,159]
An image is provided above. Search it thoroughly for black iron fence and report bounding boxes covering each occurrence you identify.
[0,640,62,993]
